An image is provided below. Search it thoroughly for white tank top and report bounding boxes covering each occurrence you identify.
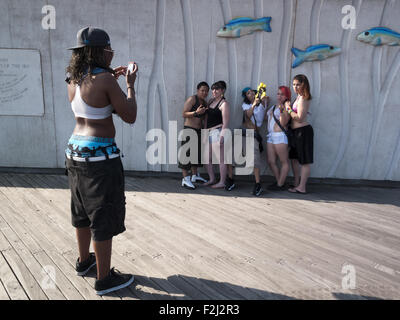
[71,85,113,120]
[267,106,281,133]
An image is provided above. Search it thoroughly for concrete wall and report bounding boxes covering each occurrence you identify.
[0,0,399,181]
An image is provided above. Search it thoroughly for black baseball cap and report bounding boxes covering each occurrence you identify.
[68,27,111,50]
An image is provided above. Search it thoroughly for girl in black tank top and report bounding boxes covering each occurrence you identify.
[206,98,224,128]
[203,81,229,189]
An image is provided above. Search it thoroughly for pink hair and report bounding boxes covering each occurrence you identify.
[278,86,291,101]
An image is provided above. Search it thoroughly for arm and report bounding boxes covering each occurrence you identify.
[220,101,230,130]
[285,98,309,122]
[182,97,207,118]
[279,105,291,127]
[245,98,260,119]
[104,63,138,124]
[182,96,196,118]
[219,101,230,145]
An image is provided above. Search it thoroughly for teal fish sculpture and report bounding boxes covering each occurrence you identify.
[291,44,341,68]
[217,17,272,38]
[356,27,400,46]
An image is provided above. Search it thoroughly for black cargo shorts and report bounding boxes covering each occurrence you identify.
[65,156,126,241]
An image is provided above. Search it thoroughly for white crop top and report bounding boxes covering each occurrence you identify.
[71,85,113,119]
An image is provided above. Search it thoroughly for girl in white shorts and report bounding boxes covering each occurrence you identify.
[266,86,291,190]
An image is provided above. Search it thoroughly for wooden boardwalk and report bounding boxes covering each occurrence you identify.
[0,172,399,300]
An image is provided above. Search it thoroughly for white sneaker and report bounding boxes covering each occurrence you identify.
[182,176,196,189]
[191,174,208,183]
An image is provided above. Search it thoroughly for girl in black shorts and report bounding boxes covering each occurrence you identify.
[284,74,314,194]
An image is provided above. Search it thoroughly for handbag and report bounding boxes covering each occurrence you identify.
[272,106,295,148]
[252,113,264,153]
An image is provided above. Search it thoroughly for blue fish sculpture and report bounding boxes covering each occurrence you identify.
[291,44,341,68]
[217,17,272,38]
[356,27,400,46]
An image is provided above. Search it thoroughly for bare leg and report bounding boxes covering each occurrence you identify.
[182,168,189,178]
[267,143,279,182]
[296,164,310,193]
[93,239,112,281]
[191,166,198,176]
[275,144,289,187]
[76,227,91,263]
[203,143,216,186]
[212,145,227,188]
[227,164,233,179]
[254,167,261,184]
[290,159,300,187]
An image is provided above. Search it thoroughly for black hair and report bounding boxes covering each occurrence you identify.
[242,89,257,104]
[197,81,209,90]
[211,80,227,91]
[66,46,115,84]
[243,96,252,104]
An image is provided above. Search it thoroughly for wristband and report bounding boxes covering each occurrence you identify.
[193,111,198,118]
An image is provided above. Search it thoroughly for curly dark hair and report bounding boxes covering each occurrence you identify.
[66,46,114,84]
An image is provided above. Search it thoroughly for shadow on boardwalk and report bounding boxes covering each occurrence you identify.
[84,272,385,300]
[0,173,399,208]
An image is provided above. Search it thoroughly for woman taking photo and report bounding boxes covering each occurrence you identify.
[203,81,230,189]
[266,86,291,191]
[65,27,137,295]
[285,74,314,194]
[241,87,268,196]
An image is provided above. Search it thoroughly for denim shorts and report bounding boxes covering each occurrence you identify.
[267,132,288,145]
[65,156,126,241]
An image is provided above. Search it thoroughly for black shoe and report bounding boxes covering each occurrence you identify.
[252,183,263,196]
[95,268,134,295]
[76,252,97,276]
[225,177,236,191]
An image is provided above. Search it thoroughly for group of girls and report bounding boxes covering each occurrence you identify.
[180,74,314,196]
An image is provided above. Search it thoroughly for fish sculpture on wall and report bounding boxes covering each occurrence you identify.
[356,27,400,46]
[291,44,341,68]
[217,17,272,38]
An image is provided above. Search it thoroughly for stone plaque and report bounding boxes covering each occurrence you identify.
[0,49,44,116]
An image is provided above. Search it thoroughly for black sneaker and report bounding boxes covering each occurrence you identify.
[225,177,236,191]
[253,183,263,196]
[76,253,97,276]
[95,268,134,295]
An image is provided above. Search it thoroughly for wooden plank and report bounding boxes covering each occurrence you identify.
[0,252,29,300]
[0,173,399,300]
[1,246,48,300]
[126,176,400,296]
[0,176,72,255]
[124,179,330,294]
[0,279,10,300]
[33,250,84,300]
[1,226,65,300]
[0,230,11,252]
[0,185,100,300]
[117,195,292,299]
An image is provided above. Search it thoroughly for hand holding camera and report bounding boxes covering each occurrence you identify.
[126,61,138,89]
